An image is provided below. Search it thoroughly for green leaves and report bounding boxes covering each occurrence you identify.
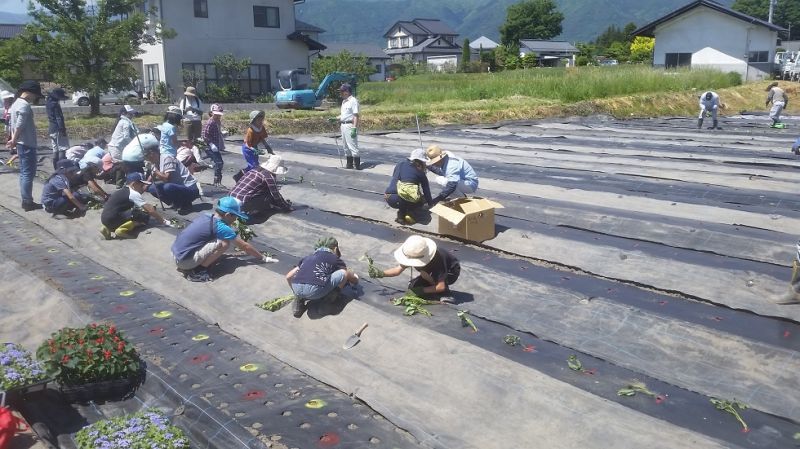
[567,354,583,371]
[256,295,296,312]
[503,335,521,346]
[360,253,385,278]
[235,219,256,242]
[392,290,435,316]
[617,381,656,397]
[457,310,478,332]
[710,398,749,432]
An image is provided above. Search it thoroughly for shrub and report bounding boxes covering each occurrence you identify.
[36,324,140,385]
[75,409,189,449]
[0,343,47,390]
[205,83,245,103]
[253,92,275,103]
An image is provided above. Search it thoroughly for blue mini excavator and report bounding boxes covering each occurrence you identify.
[275,70,356,109]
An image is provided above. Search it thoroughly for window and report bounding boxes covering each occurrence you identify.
[400,37,409,47]
[145,64,160,93]
[253,6,280,28]
[194,0,208,18]
[748,51,769,63]
[182,63,272,97]
[664,52,691,68]
[375,64,382,73]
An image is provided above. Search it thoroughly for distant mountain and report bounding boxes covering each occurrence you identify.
[296,0,736,44]
[0,11,29,24]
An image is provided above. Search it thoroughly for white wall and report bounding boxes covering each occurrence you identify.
[155,0,310,98]
[652,5,778,81]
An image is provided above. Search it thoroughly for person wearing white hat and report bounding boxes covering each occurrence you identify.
[425,145,478,203]
[1,90,17,166]
[228,154,292,217]
[379,235,461,302]
[178,86,203,141]
[202,103,226,186]
[385,148,434,225]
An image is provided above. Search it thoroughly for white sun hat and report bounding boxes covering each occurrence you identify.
[393,235,437,267]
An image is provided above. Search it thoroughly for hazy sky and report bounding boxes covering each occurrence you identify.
[0,0,29,15]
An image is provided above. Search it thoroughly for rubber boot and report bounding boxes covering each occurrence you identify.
[713,119,721,130]
[353,157,361,170]
[100,225,113,240]
[345,156,353,169]
[113,220,138,239]
[292,296,307,318]
[697,118,703,129]
[775,260,800,304]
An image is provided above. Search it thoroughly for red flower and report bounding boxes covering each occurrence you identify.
[78,339,84,345]
[61,355,70,364]
[91,323,97,328]
[103,350,112,360]
[109,326,116,335]
[117,342,125,352]
[98,328,105,335]
[113,336,120,342]
[96,337,105,345]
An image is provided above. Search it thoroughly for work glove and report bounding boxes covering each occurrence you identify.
[327,117,338,123]
[350,128,357,139]
[263,254,279,264]
[162,219,176,228]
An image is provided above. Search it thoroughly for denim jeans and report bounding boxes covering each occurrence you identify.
[17,145,37,203]
[291,269,347,301]
[148,183,199,208]
[207,150,223,182]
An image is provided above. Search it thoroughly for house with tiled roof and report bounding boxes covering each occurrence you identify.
[383,18,461,70]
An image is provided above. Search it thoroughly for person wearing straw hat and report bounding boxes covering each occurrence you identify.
[380,235,461,303]
[385,148,434,225]
[229,154,293,217]
[7,80,43,211]
[202,103,226,186]
[425,145,478,204]
[285,237,359,318]
[178,86,204,141]
[1,90,18,166]
[171,196,279,282]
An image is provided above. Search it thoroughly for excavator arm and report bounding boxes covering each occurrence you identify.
[314,72,357,101]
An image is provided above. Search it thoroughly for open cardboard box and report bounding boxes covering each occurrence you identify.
[429,197,503,242]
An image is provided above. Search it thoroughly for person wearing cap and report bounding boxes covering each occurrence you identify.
[178,86,204,141]
[100,172,173,239]
[159,106,183,156]
[425,145,478,203]
[7,80,43,211]
[239,110,272,176]
[202,103,226,186]
[285,237,359,318]
[385,148,434,225]
[108,105,139,164]
[144,138,200,214]
[40,165,93,217]
[171,196,278,282]
[766,82,788,128]
[329,83,360,169]
[698,91,721,130]
[177,137,210,196]
[78,138,108,170]
[380,235,461,303]
[122,130,159,175]
[229,154,292,218]
[46,87,70,170]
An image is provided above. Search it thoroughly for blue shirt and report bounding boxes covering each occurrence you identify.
[215,218,236,240]
[159,122,177,155]
[439,154,478,184]
[171,214,238,261]
[292,248,347,286]
[41,173,69,207]
[79,146,106,169]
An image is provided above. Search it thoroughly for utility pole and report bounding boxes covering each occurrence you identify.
[769,0,776,24]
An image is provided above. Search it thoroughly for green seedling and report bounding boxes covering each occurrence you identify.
[457,310,478,332]
[256,294,296,312]
[236,219,256,242]
[85,197,104,210]
[194,138,208,151]
[503,335,521,346]
[618,381,657,397]
[710,398,749,432]
[392,290,436,317]
[359,253,385,278]
[299,175,304,183]
[169,218,185,229]
[567,354,589,372]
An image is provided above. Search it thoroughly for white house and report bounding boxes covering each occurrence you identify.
[469,36,499,59]
[318,43,390,82]
[137,0,322,99]
[633,0,785,81]
[519,40,578,67]
[383,18,461,70]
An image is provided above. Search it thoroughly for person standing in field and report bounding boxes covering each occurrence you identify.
[698,91,721,130]
[330,83,360,170]
[7,80,43,211]
[179,86,203,141]
[766,82,788,128]
[202,103,226,186]
[46,87,69,170]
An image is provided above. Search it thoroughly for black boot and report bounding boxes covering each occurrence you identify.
[697,118,703,129]
[345,156,353,169]
[712,119,720,130]
[353,157,361,170]
[292,296,307,318]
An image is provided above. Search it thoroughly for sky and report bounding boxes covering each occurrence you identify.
[0,0,29,15]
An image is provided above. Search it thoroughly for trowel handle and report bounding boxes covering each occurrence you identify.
[355,323,368,337]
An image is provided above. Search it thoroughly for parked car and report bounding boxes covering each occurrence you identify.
[72,89,138,106]
[599,59,619,66]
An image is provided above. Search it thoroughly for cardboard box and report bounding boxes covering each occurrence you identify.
[429,197,503,242]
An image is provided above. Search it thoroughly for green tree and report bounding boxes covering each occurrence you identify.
[575,42,597,66]
[311,50,374,101]
[461,38,471,72]
[623,22,638,43]
[22,0,172,115]
[494,45,511,70]
[521,52,538,68]
[629,37,655,64]
[204,53,251,103]
[0,38,26,86]
[500,0,564,48]
[606,41,630,62]
[733,0,800,39]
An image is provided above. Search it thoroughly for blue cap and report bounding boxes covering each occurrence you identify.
[126,172,151,185]
[217,196,249,221]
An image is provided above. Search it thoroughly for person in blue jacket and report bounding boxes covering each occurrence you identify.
[385,148,434,225]
[425,145,478,203]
